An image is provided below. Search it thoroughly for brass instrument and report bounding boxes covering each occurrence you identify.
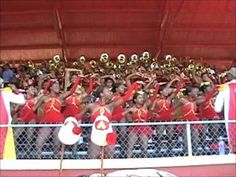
[49,59,54,65]
[187,64,195,71]
[150,62,159,70]
[106,62,114,68]
[53,55,60,63]
[89,60,97,68]
[171,57,177,62]
[165,54,172,62]
[27,61,35,69]
[142,51,150,60]
[164,63,171,68]
[117,54,126,64]
[79,56,86,63]
[131,54,138,63]
[113,64,117,69]
[100,53,109,63]
[72,61,79,67]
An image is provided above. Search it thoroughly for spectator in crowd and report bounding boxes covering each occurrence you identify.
[2,64,15,83]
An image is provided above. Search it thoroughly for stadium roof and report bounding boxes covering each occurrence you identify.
[0,0,235,66]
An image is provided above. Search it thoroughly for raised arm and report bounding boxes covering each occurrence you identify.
[125,72,141,87]
[110,82,139,109]
[61,76,82,99]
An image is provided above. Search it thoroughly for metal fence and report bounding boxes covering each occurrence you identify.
[1,120,235,159]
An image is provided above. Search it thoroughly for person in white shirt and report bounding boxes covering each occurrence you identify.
[215,67,236,154]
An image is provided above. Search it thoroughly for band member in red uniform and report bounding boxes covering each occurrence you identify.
[111,83,131,157]
[175,87,203,153]
[199,84,220,150]
[18,86,42,123]
[78,82,139,159]
[63,75,94,118]
[34,76,82,158]
[124,91,154,158]
[12,86,43,156]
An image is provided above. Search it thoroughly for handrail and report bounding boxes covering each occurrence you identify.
[0,120,235,128]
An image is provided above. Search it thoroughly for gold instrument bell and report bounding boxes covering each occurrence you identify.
[131,54,138,63]
[89,60,97,68]
[142,51,150,60]
[27,61,35,69]
[106,62,114,68]
[165,54,172,62]
[188,64,195,71]
[53,55,60,63]
[117,54,126,64]
[150,62,159,70]
[79,56,86,63]
[100,53,109,63]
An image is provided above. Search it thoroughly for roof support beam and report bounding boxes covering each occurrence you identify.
[54,8,67,62]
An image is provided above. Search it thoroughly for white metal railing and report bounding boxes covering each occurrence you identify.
[0,120,235,159]
[1,120,235,127]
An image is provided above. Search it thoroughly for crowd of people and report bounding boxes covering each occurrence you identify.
[0,56,235,158]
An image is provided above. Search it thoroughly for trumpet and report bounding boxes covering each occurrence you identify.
[79,56,86,63]
[53,55,60,63]
[117,54,126,64]
[89,60,97,68]
[100,53,109,63]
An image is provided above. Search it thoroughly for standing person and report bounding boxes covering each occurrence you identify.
[111,83,129,157]
[215,67,236,154]
[34,76,82,159]
[0,84,25,159]
[13,86,43,157]
[78,82,139,159]
[63,74,94,118]
[2,64,15,83]
[124,91,154,158]
[199,84,220,152]
[174,87,203,154]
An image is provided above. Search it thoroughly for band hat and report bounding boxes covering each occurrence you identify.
[58,117,82,145]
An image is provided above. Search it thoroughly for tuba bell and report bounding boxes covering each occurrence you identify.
[142,51,150,60]
[164,54,172,62]
[89,60,97,68]
[79,56,86,63]
[100,53,109,63]
[150,62,159,70]
[106,62,114,68]
[117,54,126,64]
[131,54,138,63]
[53,55,60,63]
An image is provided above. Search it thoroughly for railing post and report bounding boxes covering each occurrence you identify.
[186,123,192,156]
